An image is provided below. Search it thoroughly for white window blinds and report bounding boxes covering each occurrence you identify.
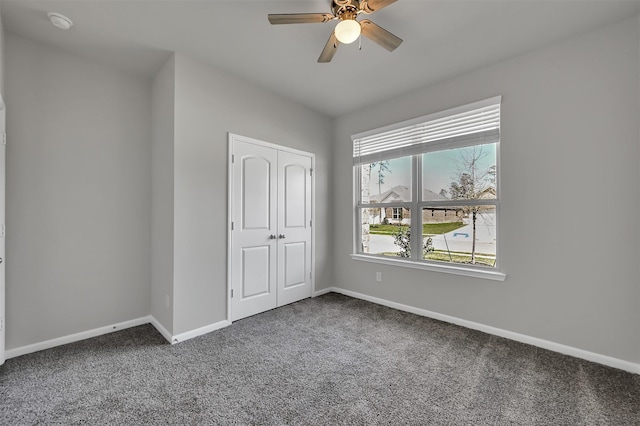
[353,96,501,165]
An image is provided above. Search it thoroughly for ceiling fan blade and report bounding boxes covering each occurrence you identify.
[360,19,403,52]
[318,32,339,63]
[268,13,334,25]
[361,0,398,13]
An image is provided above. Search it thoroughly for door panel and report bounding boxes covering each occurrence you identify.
[284,242,306,289]
[242,157,271,230]
[242,246,272,298]
[231,140,278,321]
[277,151,312,306]
[283,164,306,228]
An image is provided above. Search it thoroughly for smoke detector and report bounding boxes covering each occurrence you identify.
[47,12,73,30]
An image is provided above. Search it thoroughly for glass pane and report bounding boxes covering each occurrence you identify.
[361,156,412,204]
[422,144,497,201]
[422,205,496,267]
[360,208,413,257]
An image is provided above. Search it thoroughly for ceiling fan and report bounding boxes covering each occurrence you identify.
[268,0,403,63]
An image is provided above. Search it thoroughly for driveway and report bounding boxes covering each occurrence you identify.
[430,212,496,255]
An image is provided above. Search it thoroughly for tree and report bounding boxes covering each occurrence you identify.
[370,160,391,223]
[487,165,497,185]
[392,226,434,258]
[360,161,391,251]
[370,160,391,194]
[448,146,496,264]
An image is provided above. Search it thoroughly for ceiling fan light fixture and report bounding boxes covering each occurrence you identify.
[334,19,361,44]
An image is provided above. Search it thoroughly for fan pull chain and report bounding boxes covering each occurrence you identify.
[358,34,362,50]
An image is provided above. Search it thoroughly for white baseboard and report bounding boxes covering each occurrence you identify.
[5,316,152,360]
[312,287,333,297]
[4,315,233,360]
[171,320,231,344]
[323,287,640,375]
[149,316,173,344]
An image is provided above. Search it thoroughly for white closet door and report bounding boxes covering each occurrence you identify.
[231,140,278,321]
[276,150,312,307]
[229,135,314,322]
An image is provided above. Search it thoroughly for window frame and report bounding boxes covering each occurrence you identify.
[352,98,506,281]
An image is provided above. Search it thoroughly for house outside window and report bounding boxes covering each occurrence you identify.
[352,97,504,280]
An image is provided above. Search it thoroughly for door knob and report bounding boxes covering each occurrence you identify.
[278,234,286,239]
[269,234,277,240]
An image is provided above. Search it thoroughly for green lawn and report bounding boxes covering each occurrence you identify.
[422,222,466,236]
[369,222,465,236]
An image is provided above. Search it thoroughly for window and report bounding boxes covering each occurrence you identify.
[353,97,504,280]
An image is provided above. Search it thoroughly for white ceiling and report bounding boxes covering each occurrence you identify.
[2,0,639,117]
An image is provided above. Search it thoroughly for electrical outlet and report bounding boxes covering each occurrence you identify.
[376,272,382,282]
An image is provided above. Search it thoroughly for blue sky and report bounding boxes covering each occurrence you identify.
[367,144,497,197]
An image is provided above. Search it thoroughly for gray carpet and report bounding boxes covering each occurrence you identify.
[1,293,638,425]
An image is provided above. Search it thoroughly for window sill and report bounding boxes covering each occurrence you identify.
[350,254,506,281]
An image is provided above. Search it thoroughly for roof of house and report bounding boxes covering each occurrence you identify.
[370,185,496,204]
[370,186,449,204]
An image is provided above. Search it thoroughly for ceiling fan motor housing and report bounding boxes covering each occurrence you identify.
[333,0,361,19]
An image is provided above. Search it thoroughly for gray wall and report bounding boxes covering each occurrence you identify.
[333,17,640,364]
[171,53,333,334]
[150,55,175,334]
[0,3,5,94]
[5,35,152,349]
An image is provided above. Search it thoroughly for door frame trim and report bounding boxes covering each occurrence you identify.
[0,93,5,366]
[227,133,316,323]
